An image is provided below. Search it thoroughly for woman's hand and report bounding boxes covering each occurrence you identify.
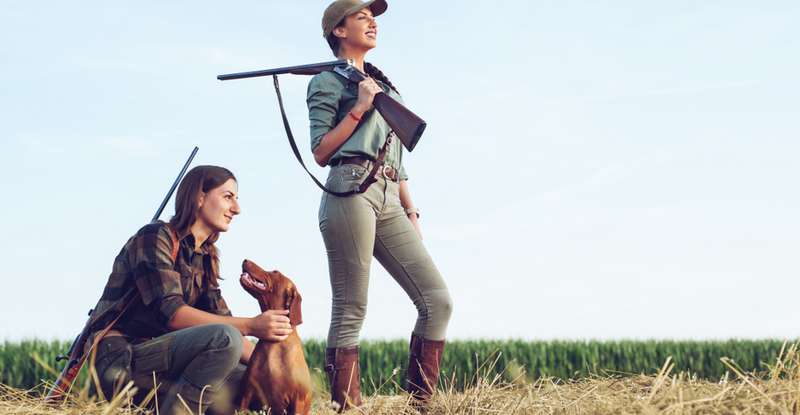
[247,309,292,341]
[399,181,422,239]
[408,214,423,240]
[352,77,383,116]
[311,77,383,166]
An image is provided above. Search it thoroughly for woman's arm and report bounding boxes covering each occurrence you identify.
[168,305,291,363]
[168,304,291,339]
[312,77,383,166]
[399,180,422,239]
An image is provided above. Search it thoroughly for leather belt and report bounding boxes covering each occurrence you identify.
[334,156,399,181]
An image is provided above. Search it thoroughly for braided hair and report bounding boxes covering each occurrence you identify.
[364,62,398,94]
[325,32,399,94]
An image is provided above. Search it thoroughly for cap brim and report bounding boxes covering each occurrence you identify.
[367,0,387,17]
[347,0,387,18]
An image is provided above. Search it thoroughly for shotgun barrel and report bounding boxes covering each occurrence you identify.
[151,146,199,223]
[217,59,349,81]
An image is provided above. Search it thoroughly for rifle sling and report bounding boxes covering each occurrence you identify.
[272,74,392,197]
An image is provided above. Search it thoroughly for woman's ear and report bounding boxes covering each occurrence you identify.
[197,192,206,209]
[333,25,347,39]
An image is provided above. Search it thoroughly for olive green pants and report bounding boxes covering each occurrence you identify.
[318,164,453,348]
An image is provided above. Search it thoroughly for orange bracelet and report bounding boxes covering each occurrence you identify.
[348,111,362,122]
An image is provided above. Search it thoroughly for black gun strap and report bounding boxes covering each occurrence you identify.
[272,75,390,197]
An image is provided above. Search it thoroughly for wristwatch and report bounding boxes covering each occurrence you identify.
[404,207,420,219]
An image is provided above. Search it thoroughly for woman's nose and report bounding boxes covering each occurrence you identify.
[231,200,241,215]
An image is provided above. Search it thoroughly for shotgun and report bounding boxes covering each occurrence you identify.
[218,59,426,152]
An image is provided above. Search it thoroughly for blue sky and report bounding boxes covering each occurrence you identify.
[2,1,799,341]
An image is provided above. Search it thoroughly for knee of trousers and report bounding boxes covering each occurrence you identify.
[417,288,454,324]
[331,299,368,327]
[203,323,243,365]
[329,299,368,346]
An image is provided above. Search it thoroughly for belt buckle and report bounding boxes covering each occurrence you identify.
[382,165,395,181]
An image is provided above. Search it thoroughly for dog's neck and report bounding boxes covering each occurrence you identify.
[258,303,298,328]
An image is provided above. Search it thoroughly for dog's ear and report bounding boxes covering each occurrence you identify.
[288,287,303,326]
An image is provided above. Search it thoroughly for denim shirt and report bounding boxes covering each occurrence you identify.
[307,70,408,180]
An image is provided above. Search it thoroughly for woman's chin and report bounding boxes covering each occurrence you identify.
[214,222,231,233]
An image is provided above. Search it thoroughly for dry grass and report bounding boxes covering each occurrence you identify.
[6,343,800,414]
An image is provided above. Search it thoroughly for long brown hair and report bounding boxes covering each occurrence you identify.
[169,165,236,287]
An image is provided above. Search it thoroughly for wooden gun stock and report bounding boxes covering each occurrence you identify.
[45,326,90,403]
[373,92,426,152]
[331,64,426,151]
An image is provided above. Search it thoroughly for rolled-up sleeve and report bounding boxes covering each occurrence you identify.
[128,226,185,326]
[399,164,409,181]
[307,72,342,151]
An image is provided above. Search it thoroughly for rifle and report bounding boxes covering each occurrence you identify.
[217,59,427,152]
[45,147,198,403]
[152,146,199,223]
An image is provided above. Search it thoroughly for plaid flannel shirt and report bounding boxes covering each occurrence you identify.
[86,221,231,342]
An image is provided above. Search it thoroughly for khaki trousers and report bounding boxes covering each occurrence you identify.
[318,164,453,347]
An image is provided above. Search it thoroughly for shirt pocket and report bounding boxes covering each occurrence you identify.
[175,259,196,303]
[203,287,230,316]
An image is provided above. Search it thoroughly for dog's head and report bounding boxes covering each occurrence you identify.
[240,259,303,326]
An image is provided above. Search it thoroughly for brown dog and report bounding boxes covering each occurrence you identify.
[236,259,312,415]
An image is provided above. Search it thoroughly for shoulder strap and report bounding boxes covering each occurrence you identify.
[272,74,391,197]
[165,223,179,262]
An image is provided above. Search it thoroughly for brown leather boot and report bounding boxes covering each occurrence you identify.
[325,346,363,413]
[405,334,445,406]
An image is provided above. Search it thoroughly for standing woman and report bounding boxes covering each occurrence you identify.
[308,0,453,411]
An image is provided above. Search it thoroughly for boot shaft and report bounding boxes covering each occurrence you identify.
[325,346,363,412]
[406,334,445,403]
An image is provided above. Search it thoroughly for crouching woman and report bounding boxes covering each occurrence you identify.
[86,165,292,415]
